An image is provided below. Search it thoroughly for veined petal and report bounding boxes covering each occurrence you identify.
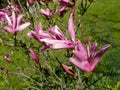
[5,13,12,26]
[40,38,68,44]
[12,11,16,30]
[73,50,87,61]
[91,44,110,71]
[68,14,76,43]
[69,58,91,72]
[52,42,75,49]
[88,41,97,63]
[49,26,66,40]
[17,14,24,26]
[77,40,87,57]
[90,41,97,56]
[17,22,30,31]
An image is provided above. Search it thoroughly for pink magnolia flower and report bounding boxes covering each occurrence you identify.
[69,39,110,72]
[58,0,72,15]
[29,48,39,63]
[28,11,76,50]
[3,11,30,34]
[62,64,74,77]
[40,8,52,19]
[6,4,20,13]
[28,23,52,50]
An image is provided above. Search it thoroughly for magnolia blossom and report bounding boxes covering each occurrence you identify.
[6,4,20,13]
[62,64,74,77]
[58,0,72,14]
[69,39,110,72]
[3,11,30,34]
[28,11,76,50]
[29,48,39,63]
[40,8,52,18]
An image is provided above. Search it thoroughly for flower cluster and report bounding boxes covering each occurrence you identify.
[28,6,110,76]
[0,0,110,78]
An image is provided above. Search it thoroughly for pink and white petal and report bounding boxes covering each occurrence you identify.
[17,22,30,31]
[52,42,75,49]
[68,14,76,43]
[69,58,91,72]
[62,64,74,77]
[5,13,12,26]
[35,23,43,34]
[90,41,97,56]
[49,26,64,36]
[77,40,87,57]
[40,38,68,44]
[17,14,24,26]
[73,50,87,61]
[3,26,14,33]
[49,26,66,40]
[12,11,16,30]
[91,44,110,71]
[29,48,39,63]
[59,5,66,12]
[40,9,46,15]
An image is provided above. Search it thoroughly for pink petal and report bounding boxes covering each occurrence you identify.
[41,38,75,49]
[40,8,52,18]
[40,9,46,15]
[59,6,66,12]
[73,50,87,61]
[77,40,87,57]
[62,64,74,77]
[88,41,97,63]
[17,22,30,31]
[69,58,91,72]
[68,14,76,43]
[5,13,12,26]
[17,14,24,26]
[35,23,43,34]
[52,42,75,49]
[49,26,66,40]
[29,48,39,63]
[27,31,41,43]
[12,11,16,30]
[40,38,68,44]
[91,44,110,71]
[90,41,97,56]
[3,26,14,34]
[71,6,76,16]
